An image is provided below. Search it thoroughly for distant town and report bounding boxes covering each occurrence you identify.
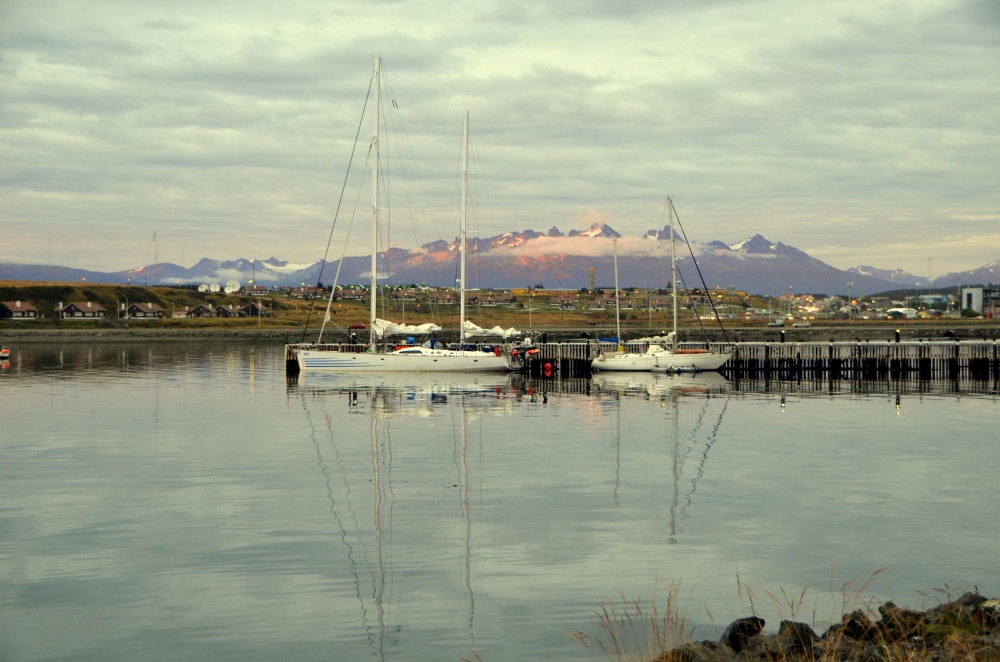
[3,282,998,324]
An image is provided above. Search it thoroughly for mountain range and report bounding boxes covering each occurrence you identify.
[3,223,996,296]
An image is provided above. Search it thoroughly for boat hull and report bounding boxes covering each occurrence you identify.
[295,347,511,372]
[592,348,729,372]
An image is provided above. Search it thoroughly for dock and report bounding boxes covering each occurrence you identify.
[518,338,1000,380]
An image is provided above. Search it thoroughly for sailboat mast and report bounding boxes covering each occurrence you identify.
[460,111,469,346]
[613,238,621,347]
[669,196,678,351]
[370,56,381,351]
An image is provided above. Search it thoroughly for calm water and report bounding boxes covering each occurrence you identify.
[1,343,998,661]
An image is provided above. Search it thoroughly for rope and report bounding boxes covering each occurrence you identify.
[301,75,374,342]
[671,201,733,345]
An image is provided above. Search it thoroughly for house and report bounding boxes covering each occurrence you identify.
[648,295,672,311]
[239,303,269,317]
[214,304,240,318]
[388,288,417,301]
[1,300,40,320]
[125,302,165,319]
[172,304,214,318]
[243,284,269,297]
[426,292,457,305]
[550,294,577,310]
[340,288,368,302]
[886,307,918,319]
[288,286,322,299]
[55,301,107,320]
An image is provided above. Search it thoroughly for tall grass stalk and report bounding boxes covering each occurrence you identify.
[568,580,695,661]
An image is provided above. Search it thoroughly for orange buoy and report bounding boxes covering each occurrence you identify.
[494,346,502,356]
[543,362,553,377]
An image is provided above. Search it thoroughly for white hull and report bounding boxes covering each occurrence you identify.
[592,347,729,372]
[296,346,510,372]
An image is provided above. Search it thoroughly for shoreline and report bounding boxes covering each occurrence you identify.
[0,326,311,343]
[2,322,997,344]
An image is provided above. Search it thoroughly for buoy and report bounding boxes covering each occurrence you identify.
[494,346,502,356]
[512,349,519,357]
[543,362,553,377]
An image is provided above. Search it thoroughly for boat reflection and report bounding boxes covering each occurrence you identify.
[591,370,731,400]
[295,372,509,660]
[292,370,514,397]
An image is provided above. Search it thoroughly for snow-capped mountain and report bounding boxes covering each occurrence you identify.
[567,222,621,239]
[3,229,997,295]
[936,258,1000,289]
[121,257,325,288]
[847,265,926,287]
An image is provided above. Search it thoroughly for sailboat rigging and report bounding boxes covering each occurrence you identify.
[591,197,731,372]
[288,58,510,372]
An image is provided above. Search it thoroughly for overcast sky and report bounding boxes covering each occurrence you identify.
[2,0,998,277]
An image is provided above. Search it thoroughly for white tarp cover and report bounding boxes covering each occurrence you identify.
[372,318,442,338]
[462,320,521,339]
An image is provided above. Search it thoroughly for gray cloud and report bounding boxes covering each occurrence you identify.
[2,0,997,277]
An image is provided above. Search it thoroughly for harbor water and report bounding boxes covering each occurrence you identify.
[1,343,997,661]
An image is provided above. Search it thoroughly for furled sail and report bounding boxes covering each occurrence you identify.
[372,318,442,338]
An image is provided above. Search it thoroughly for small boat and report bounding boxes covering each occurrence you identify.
[289,59,509,373]
[592,197,730,373]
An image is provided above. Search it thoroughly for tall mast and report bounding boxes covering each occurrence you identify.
[613,238,621,348]
[460,111,469,345]
[369,56,381,351]
[669,196,678,351]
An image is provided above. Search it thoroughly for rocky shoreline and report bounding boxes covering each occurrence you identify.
[666,592,1000,661]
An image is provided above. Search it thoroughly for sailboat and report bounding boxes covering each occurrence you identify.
[290,59,509,372]
[591,197,730,372]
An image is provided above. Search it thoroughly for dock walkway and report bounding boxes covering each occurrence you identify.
[519,339,1000,380]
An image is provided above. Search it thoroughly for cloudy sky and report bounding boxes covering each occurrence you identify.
[2,0,998,277]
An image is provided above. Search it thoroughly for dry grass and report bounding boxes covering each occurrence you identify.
[561,568,999,662]
[567,580,695,661]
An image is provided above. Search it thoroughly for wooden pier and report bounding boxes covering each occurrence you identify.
[519,339,1000,380]
[719,339,1000,379]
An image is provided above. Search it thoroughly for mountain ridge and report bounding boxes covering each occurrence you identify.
[3,226,996,296]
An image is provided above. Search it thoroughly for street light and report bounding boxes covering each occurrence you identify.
[787,286,793,318]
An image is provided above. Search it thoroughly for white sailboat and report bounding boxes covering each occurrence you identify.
[292,59,509,372]
[591,197,730,373]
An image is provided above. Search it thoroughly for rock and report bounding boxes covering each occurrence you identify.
[877,600,925,641]
[655,641,737,662]
[778,620,817,655]
[824,608,876,642]
[654,594,1000,662]
[719,616,765,653]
